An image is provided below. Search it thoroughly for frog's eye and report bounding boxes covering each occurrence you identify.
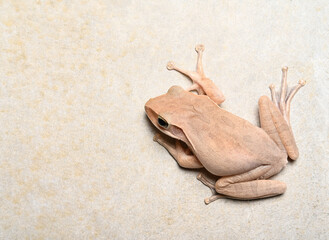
[157,116,169,129]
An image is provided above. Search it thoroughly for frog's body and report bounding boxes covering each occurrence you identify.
[145,45,305,204]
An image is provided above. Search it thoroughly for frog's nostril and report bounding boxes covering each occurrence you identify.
[158,116,169,129]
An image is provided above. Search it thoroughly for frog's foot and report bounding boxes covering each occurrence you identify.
[166,60,204,94]
[197,173,225,204]
[166,44,206,82]
[166,45,225,104]
[268,67,306,126]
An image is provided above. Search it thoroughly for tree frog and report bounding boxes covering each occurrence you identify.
[144,45,305,204]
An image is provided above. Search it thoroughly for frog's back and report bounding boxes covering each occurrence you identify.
[183,94,285,176]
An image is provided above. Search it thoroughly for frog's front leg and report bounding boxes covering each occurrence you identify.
[259,67,305,160]
[153,133,203,169]
[167,44,225,105]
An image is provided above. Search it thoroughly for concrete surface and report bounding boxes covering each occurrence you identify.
[0,0,328,239]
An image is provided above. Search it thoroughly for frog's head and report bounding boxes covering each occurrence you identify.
[144,85,191,143]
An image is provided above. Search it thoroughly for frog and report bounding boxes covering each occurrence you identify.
[144,44,305,204]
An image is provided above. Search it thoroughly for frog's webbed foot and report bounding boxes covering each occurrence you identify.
[268,67,306,126]
[197,173,225,204]
[167,45,225,104]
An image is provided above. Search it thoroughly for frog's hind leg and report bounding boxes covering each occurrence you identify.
[259,67,305,160]
[197,173,225,204]
[214,165,287,200]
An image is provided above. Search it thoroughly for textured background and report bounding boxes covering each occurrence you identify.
[0,0,328,239]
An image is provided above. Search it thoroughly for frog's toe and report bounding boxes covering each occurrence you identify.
[166,61,175,70]
[196,173,215,189]
[282,66,288,71]
[196,173,203,180]
[153,133,161,142]
[298,79,306,86]
[195,44,205,53]
[204,194,225,204]
[266,67,306,126]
